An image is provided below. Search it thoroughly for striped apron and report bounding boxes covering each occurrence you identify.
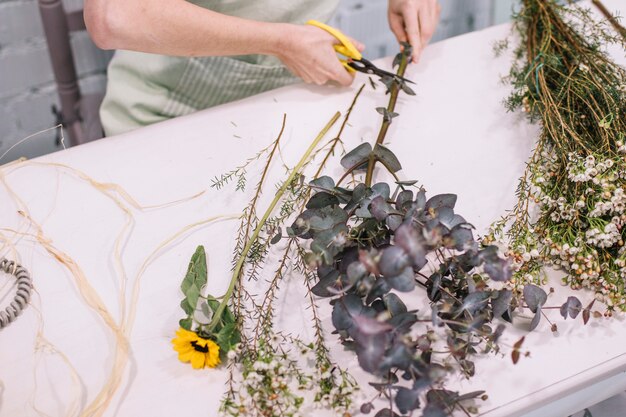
[100,0,340,136]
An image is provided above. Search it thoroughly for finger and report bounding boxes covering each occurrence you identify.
[346,36,365,53]
[388,14,408,44]
[402,5,422,62]
[335,66,354,87]
[418,7,436,45]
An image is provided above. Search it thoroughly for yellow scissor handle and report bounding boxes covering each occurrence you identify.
[307,19,363,68]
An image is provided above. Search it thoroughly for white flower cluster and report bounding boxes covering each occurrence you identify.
[496,145,626,308]
[566,154,609,183]
[586,221,622,248]
[221,339,358,417]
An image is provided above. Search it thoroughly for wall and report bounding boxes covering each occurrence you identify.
[0,0,511,162]
[0,0,111,161]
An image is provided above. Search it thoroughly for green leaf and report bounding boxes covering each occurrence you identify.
[179,317,193,331]
[374,144,402,173]
[180,246,208,315]
[216,323,241,353]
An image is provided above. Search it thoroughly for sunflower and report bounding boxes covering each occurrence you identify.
[172,327,221,369]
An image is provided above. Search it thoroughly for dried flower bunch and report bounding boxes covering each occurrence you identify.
[490,0,626,311]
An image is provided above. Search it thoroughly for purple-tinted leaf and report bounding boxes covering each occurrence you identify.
[366,277,392,303]
[386,214,402,231]
[387,266,416,292]
[396,387,420,414]
[460,292,490,316]
[360,403,374,414]
[491,289,513,319]
[479,246,512,282]
[530,305,542,331]
[427,272,442,302]
[370,195,395,221]
[374,144,403,173]
[306,191,340,209]
[396,190,414,211]
[383,293,407,316]
[353,315,394,336]
[331,294,365,330]
[425,194,457,211]
[372,182,391,200]
[583,299,595,325]
[380,342,413,371]
[446,223,475,251]
[394,223,427,269]
[347,261,368,282]
[374,408,400,417]
[309,176,335,192]
[341,143,372,170]
[379,246,410,277]
[523,284,547,313]
[270,233,282,245]
[355,333,391,373]
[560,296,583,319]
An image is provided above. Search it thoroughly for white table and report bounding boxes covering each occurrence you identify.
[1,1,624,416]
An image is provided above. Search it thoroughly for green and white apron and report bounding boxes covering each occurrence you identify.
[100,0,340,136]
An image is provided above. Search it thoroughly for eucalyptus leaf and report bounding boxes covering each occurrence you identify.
[341,143,372,170]
[309,176,335,191]
[560,296,583,319]
[306,191,340,209]
[387,266,416,292]
[523,284,548,313]
[425,194,457,211]
[396,387,420,414]
[529,305,542,331]
[374,144,403,173]
[492,289,513,319]
[383,293,407,316]
[370,195,395,221]
[379,246,410,277]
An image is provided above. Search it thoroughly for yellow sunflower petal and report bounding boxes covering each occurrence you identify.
[178,349,194,363]
[205,340,221,368]
[175,328,199,342]
[190,352,205,369]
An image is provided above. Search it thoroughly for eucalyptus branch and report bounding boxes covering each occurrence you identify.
[365,52,411,187]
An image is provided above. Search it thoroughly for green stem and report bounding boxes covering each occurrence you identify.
[208,112,341,331]
[365,53,411,187]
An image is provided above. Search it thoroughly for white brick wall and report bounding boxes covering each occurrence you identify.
[0,0,112,161]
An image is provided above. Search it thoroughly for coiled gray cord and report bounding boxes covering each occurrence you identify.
[0,258,32,329]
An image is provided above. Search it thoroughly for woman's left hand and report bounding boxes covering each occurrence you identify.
[388,0,441,62]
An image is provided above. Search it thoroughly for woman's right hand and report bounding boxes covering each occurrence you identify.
[274,24,364,87]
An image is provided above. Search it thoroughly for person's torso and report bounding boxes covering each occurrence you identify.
[100,0,340,136]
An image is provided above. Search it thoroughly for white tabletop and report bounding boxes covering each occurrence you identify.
[1,1,624,416]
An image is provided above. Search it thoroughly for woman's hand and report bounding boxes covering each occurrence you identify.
[275,24,365,87]
[388,0,441,62]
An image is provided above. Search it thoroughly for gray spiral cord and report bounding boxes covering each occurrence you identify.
[0,258,32,329]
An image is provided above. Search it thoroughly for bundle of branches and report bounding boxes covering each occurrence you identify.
[491,0,626,311]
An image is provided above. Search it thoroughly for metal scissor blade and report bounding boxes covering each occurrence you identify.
[349,59,416,85]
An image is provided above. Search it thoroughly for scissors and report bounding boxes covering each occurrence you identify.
[307,20,415,85]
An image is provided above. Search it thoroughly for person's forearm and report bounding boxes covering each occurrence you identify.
[85,0,286,57]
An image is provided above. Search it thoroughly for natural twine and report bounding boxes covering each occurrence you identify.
[0,258,32,329]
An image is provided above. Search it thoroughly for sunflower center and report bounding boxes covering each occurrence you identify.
[191,341,209,353]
